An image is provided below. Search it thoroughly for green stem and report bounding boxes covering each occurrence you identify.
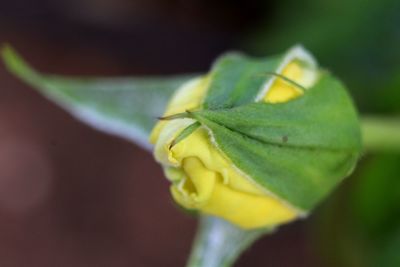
[186,216,271,267]
[361,116,400,152]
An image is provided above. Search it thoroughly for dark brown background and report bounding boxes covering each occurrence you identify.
[0,1,332,266]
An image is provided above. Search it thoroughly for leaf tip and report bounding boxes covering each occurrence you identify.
[0,43,39,86]
[1,43,17,68]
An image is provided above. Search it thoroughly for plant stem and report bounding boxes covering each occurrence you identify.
[186,216,271,267]
[361,116,400,152]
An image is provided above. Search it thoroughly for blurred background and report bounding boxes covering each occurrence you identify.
[0,0,399,266]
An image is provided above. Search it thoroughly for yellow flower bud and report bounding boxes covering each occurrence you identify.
[150,49,319,229]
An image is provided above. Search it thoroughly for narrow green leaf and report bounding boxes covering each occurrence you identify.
[1,45,195,150]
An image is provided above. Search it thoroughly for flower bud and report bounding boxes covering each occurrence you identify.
[150,46,361,229]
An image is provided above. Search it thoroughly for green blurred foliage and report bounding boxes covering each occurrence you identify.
[313,154,400,267]
[243,0,400,266]
[244,0,400,114]
[353,155,400,238]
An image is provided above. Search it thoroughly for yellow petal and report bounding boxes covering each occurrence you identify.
[169,127,298,229]
[264,61,304,103]
[170,127,264,195]
[202,180,297,229]
[149,75,210,144]
[257,45,318,103]
[170,157,216,208]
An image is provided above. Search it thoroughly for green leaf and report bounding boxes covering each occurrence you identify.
[1,45,195,150]
[192,73,361,211]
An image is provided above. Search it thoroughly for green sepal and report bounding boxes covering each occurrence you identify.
[203,46,316,110]
[203,52,282,109]
[196,72,361,151]
[170,121,201,149]
[192,72,362,211]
